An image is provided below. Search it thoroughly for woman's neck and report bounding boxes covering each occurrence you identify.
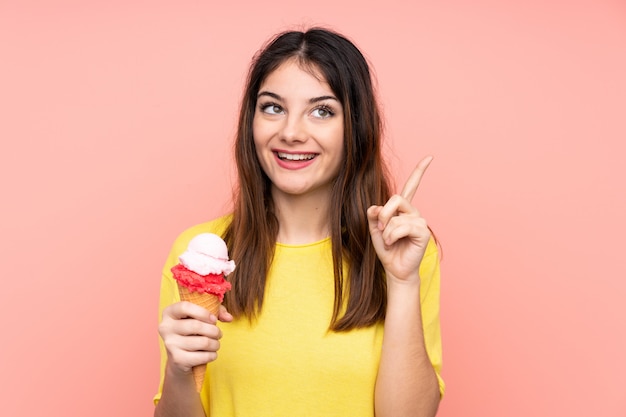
[272,188,332,245]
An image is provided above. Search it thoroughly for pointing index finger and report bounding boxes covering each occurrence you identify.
[400,155,433,202]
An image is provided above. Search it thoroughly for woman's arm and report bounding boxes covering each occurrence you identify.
[154,361,206,417]
[374,275,440,417]
[368,156,441,417]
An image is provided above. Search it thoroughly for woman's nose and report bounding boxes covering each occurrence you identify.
[279,115,307,143]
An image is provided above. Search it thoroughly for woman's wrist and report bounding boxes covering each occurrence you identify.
[384,273,422,322]
[385,270,421,290]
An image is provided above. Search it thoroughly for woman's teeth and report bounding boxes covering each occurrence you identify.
[277,152,316,161]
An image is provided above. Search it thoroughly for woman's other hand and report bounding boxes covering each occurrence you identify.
[367,156,433,284]
[158,302,233,375]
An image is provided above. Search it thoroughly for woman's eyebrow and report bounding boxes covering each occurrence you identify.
[257,91,338,104]
[309,95,338,104]
[257,91,281,100]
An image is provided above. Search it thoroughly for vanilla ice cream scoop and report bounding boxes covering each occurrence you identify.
[179,233,236,276]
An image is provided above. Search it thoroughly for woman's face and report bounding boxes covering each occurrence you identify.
[252,59,344,200]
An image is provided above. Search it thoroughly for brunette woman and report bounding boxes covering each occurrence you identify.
[155,27,444,417]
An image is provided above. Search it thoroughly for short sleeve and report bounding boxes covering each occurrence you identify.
[418,238,445,397]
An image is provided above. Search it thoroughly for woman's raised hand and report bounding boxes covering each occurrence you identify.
[158,302,233,375]
[367,156,433,284]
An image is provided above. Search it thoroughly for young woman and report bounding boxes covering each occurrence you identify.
[154,28,444,417]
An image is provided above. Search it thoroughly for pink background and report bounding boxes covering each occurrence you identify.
[1,1,625,416]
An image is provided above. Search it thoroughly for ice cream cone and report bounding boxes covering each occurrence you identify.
[171,233,234,392]
[178,285,221,392]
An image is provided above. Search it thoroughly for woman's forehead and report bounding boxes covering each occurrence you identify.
[259,59,334,98]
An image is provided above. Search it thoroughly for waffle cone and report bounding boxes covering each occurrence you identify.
[178,286,222,392]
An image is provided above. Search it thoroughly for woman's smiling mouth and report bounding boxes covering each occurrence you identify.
[276,152,317,161]
[273,151,319,169]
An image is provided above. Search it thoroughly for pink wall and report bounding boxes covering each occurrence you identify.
[1,1,625,416]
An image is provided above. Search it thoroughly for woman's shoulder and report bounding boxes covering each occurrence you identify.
[170,214,233,253]
[179,214,232,237]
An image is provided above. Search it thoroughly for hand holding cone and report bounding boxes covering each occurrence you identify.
[177,286,222,391]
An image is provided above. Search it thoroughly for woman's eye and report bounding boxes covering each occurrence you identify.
[312,106,333,119]
[261,104,283,115]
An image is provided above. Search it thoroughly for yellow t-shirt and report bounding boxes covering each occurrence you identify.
[154,216,444,416]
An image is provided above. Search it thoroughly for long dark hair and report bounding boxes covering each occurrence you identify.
[223,28,392,331]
